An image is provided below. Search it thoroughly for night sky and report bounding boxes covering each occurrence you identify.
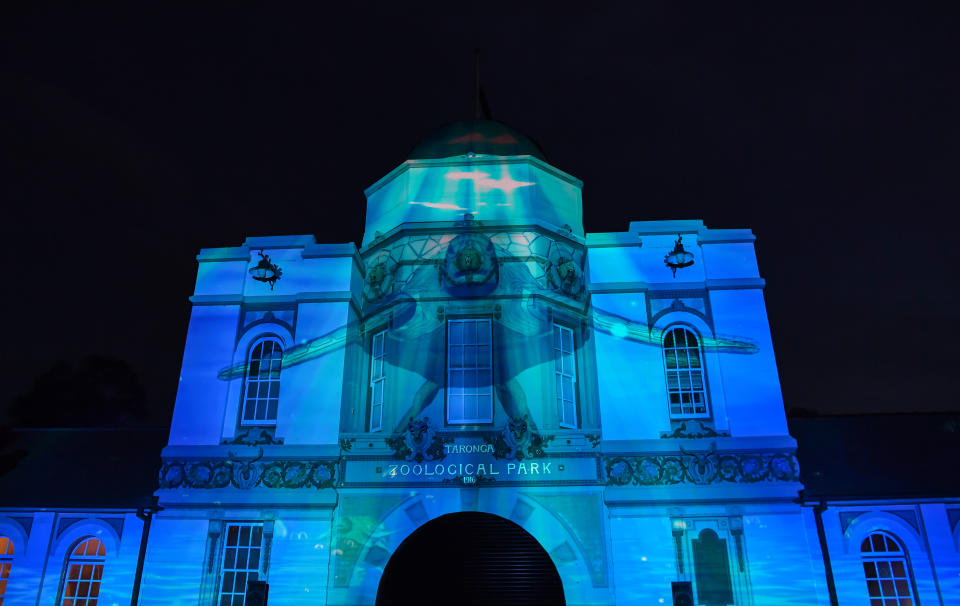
[2,4,958,426]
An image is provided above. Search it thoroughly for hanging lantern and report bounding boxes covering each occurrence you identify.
[664,235,694,278]
[249,251,283,290]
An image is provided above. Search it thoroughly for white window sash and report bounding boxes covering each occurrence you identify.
[59,539,105,606]
[217,523,264,606]
[554,324,578,428]
[664,327,710,420]
[241,338,282,427]
[369,330,386,432]
[447,319,493,424]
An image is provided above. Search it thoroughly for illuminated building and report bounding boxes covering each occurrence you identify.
[2,120,958,605]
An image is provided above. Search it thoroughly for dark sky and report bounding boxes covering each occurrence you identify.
[2,4,958,425]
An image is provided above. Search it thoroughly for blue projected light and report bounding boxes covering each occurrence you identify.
[73,121,913,606]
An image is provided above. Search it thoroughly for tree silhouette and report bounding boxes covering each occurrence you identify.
[0,424,27,479]
[9,355,148,427]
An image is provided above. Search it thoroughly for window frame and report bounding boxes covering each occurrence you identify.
[860,531,918,606]
[662,325,710,420]
[240,336,284,427]
[369,328,387,432]
[58,537,106,606]
[216,522,265,606]
[446,318,494,425]
[691,528,735,606]
[0,535,13,605]
[553,323,579,429]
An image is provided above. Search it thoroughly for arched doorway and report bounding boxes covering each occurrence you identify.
[375,511,566,606]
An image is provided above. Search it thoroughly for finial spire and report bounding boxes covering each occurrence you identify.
[473,49,493,120]
[474,49,481,119]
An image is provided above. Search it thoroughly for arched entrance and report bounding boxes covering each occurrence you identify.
[375,511,566,606]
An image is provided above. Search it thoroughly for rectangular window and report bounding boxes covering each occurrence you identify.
[553,324,578,428]
[447,319,493,424]
[218,523,263,606]
[369,329,386,432]
[61,560,104,606]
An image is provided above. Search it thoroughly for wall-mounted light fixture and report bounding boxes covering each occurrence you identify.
[664,234,695,278]
[249,251,283,290]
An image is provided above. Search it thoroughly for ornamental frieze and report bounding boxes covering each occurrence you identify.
[159,456,337,490]
[603,447,800,486]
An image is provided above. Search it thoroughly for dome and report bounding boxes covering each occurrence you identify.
[407,119,547,161]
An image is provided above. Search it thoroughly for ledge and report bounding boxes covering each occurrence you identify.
[705,278,765,290]
[162,444,341,459]
[699,229,756,244]
[601,434,798,454]
[359,217,586,255]
[585,232,644,248]
[188,292,358,307]
[188,294,244,306]
[296,291,354,304]
[604,482,803,506]
[155,488,339,508]
[588,222,756,246]
[628,220,705,235]
[587,278,764,294]
[243,234,317,249]
[197,247,249,262]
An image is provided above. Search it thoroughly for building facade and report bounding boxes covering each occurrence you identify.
[2,120,958,605]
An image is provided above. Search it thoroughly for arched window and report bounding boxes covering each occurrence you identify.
[861,532,916,606]
[0,535,13,604]
[242,337,283,425]
[60,537,105,606]
[663,326,708,418]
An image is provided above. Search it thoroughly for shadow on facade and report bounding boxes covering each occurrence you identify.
[374,511,565,606]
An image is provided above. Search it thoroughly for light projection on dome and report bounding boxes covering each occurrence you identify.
[363,157,577,247]
[407,201,473,212]
[404,165,535,217]
[442,170,535,194]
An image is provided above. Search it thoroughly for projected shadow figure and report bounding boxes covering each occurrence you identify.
[216,238,759,434]
[375,247,554,434]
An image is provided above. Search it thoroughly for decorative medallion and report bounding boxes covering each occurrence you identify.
[483,415,555,461]
[438,233,498,288]
[547,255,585,299]
[385,418,451,463]
[362,255,396,302]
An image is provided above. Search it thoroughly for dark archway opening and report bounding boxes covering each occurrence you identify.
[375,511,566,606]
